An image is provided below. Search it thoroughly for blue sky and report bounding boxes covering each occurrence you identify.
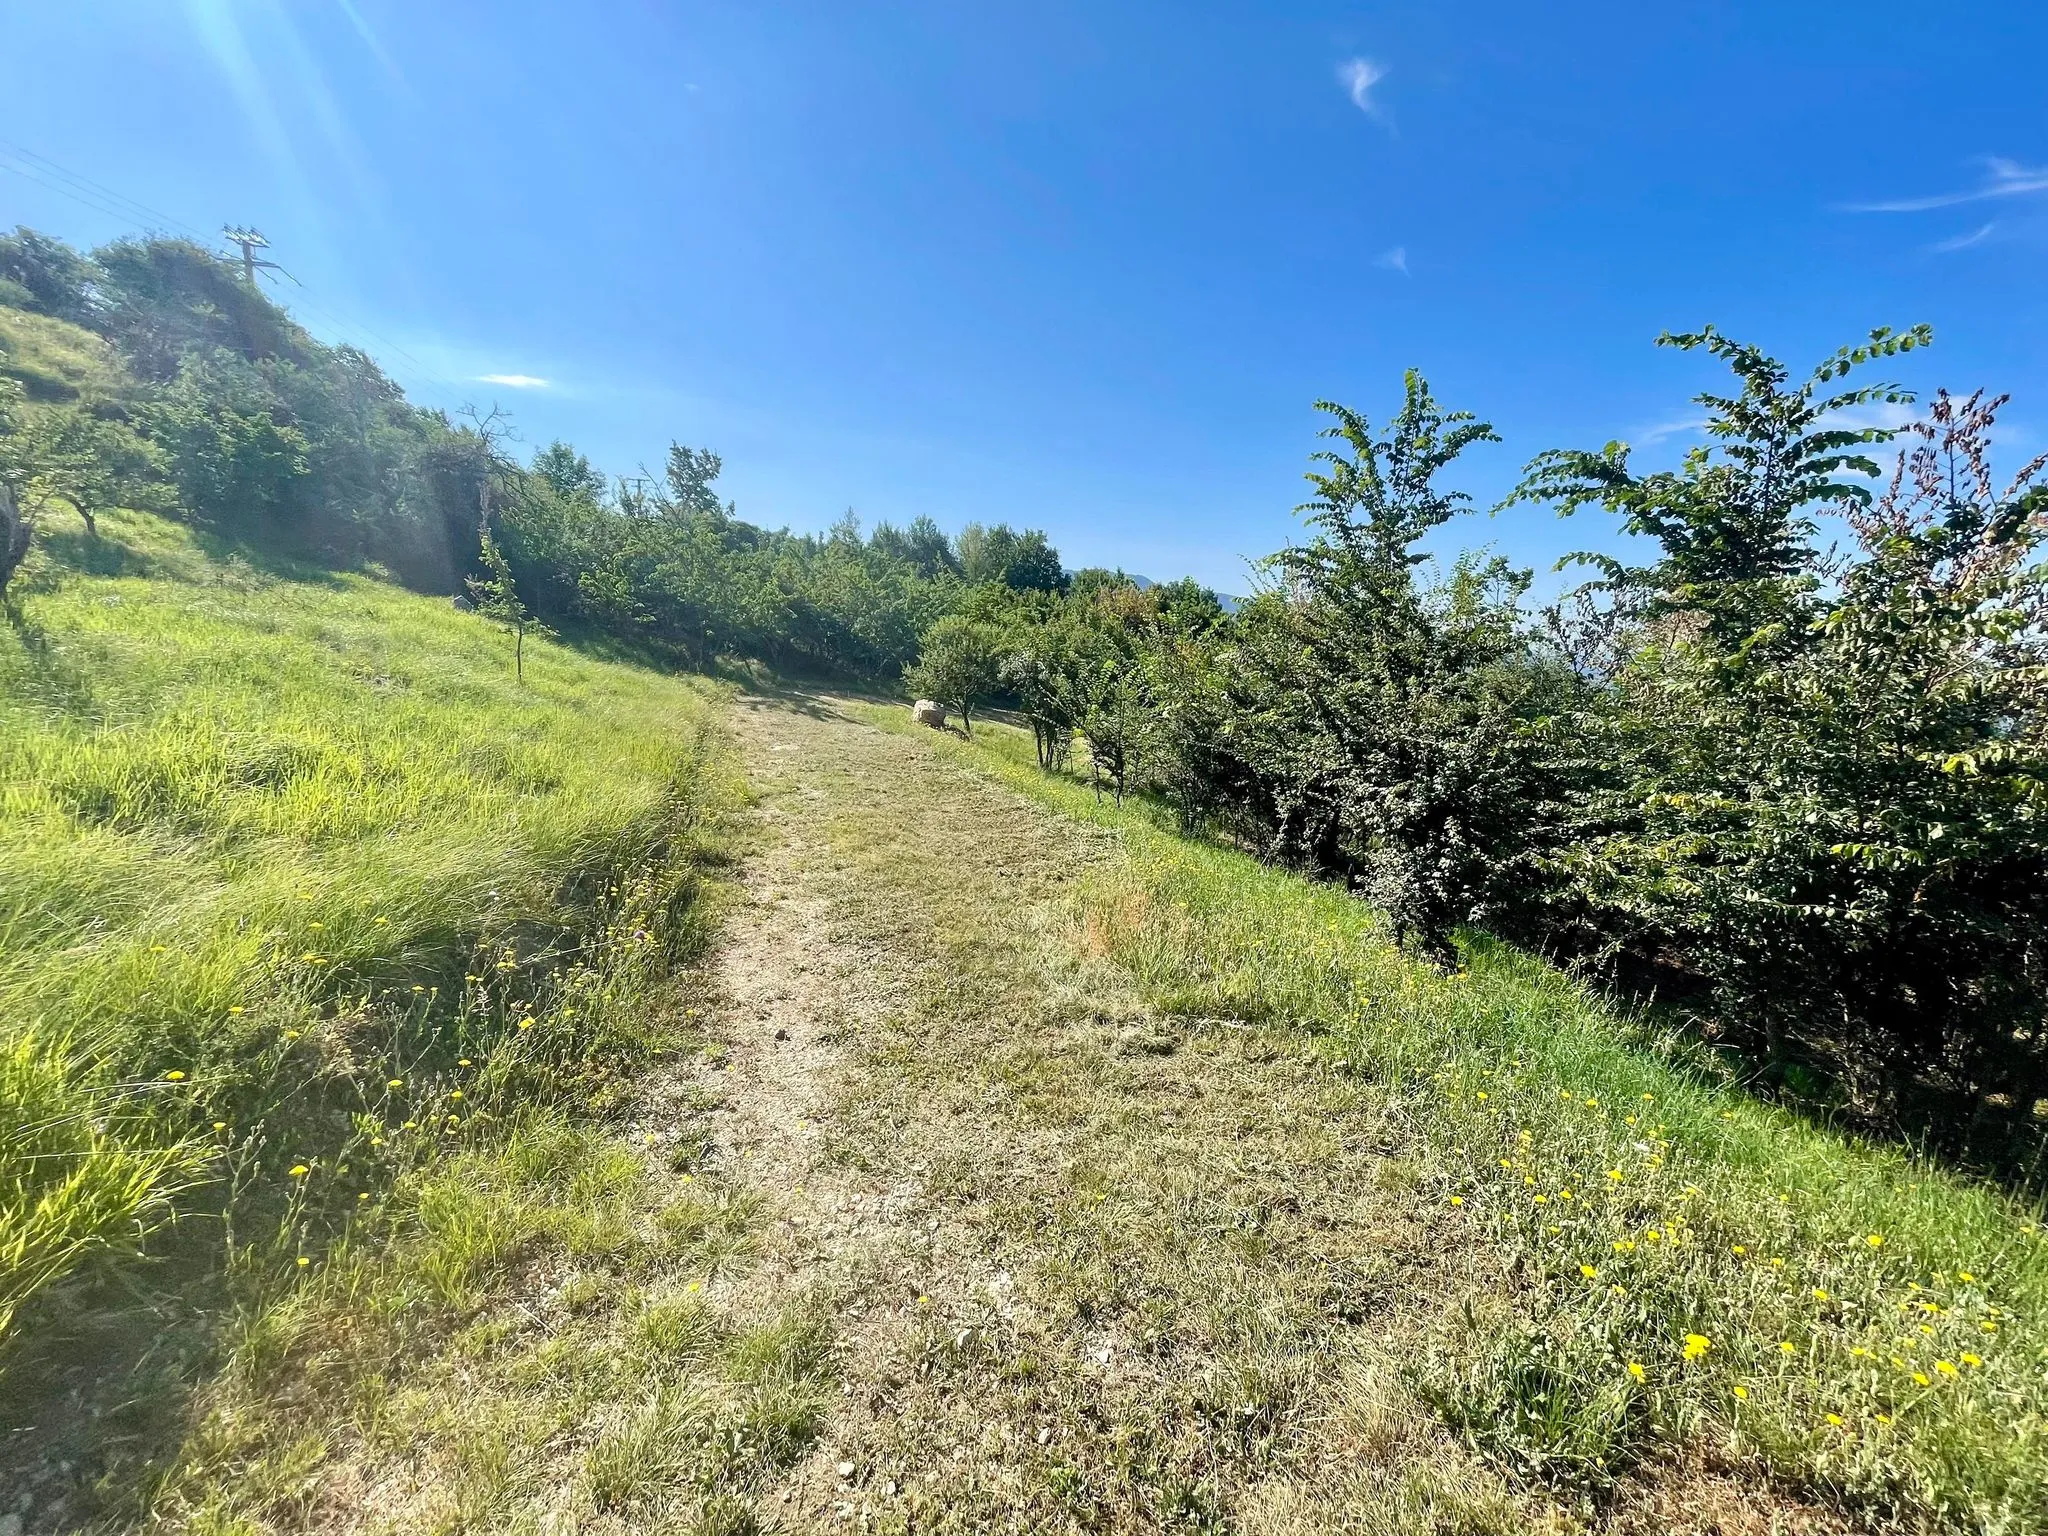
[3,2,2044,594]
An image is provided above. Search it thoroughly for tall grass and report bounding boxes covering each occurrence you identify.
[0,510,737,1344]
[879,709,2048,1534]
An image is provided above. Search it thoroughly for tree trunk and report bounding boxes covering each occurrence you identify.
[515,621,525,681]
[0,482,30,602]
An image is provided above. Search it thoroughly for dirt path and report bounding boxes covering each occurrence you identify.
[673,692,1835,1536]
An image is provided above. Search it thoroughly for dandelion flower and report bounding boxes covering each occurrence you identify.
[164,1070,186,1082]
[1732,1385,1749,1400]
[1449,1195,1464,1207]
[1913,1371,1931,1386]
[289,1164,309,1177]
[519,1019,532,1030]
[212,1121,226,1131]
[1826,1413,1844,1426]
[1627,1361,1646,1381]
[1607,1169,1624,1182]
[387,1078,404,1089]
[297,1256,310,1268]
[459,1058,472,1068]
[1581,1265,1599,1279]
[1613,1239,1636,1253]
[1866,1234,1884,1248]
[1812,1288,1830,1302]
[1732,1244,1747,1256]
[1936,1359,1958,1376]
[228,1005,244,1015]
[358,1192,369,1202]
[1959,1271,1976,1283]
[1962,1352,1982,1367]
[1683,1333,1711,1360]
[1780,1341,1796,1355]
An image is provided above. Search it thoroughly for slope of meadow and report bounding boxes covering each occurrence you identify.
[0,510,738,1491]
[859,707,2048,1535]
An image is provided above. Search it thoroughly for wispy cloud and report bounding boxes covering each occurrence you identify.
[1338,58,1389,121]
[479,373,549,389]
[1631,416,1706,447]
[1931,221,1997,253]
[1820,400,1918,435]
[1376,245,1409,275]
[1843,157,2048,214]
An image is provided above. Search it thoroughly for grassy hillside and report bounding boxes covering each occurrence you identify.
[0,508,735,1373]
[872,708,2048,1534]
[0,302,129,405]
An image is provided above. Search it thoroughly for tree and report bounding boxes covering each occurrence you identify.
[468,527,552,681]
[998,638,1081,771]
[1511,325,1930,646]
[1234,376,1560,964]
[908,614,1000,733]
[1074,655,1146,806]
[0,226,97,323]
[532,440,607,503]
[15,409,162,535]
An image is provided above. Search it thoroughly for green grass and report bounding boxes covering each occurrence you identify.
[871,709,2048,1534]
[0,304,127,405]
[0,506,736,1367]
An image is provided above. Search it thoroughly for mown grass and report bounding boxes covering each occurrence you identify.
[870,710,2048,1535]
[0,510,745,1518]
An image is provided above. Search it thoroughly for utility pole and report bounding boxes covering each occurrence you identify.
[221,226,287,287]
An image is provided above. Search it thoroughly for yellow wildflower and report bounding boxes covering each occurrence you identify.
[164,1070,186,1082]
[289,1164,309,1177]
[1627,1361,1646,1381]
[1683,1333,1711,1360]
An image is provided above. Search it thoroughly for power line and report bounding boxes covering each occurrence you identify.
[0,142,476,402]
[0,141,210,240]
